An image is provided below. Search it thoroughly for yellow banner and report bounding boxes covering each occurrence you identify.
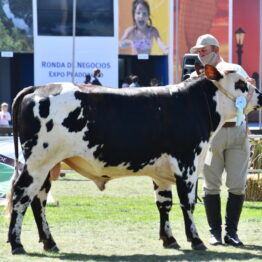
[119,0,169,55]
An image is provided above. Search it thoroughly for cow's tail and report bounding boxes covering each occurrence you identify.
[6,86,36,218]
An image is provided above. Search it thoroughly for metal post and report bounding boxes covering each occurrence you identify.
[175,0,179,84]
[228,0,233,63]
[72,0,76,83]
[236,44,243,65]
[259,0,262,128]
[168,0,174,84]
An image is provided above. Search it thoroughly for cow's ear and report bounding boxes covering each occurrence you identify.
[205,64,223,81]
[195,63,204,75]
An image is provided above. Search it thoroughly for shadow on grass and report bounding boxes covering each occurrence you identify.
[240,244,262,251]
[27,247,262,262]
[59,178,90,182]
[244,205,262,210]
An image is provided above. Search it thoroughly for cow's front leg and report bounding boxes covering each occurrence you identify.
[153,181,180,249]
[31,174,59,252]
[175,174,207,250]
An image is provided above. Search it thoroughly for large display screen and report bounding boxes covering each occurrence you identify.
[37,0,114,36]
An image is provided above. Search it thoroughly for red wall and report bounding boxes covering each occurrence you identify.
[233,0,260,77]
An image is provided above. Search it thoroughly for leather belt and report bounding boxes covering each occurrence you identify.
[222,122,236,127]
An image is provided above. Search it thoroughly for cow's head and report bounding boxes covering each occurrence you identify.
[204,64,262,120]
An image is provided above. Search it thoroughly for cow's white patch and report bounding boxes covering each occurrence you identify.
[194,140,209,176]
[168,156,182,176]
[187,211,199,239]
[164,221,173,238]
[37,190,51,238]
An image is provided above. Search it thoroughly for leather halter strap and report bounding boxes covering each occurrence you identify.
[211,80,255,114]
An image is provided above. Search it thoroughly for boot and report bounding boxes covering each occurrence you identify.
[203,194,222,245]
[224,193,244,246]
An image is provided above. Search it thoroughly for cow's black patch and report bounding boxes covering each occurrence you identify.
[13,167,33,204]
[15,167,33,188]
[8,211,19,245]
[235,80,248,93]
[43,143,48,148]
[31,196,47,241]
[153,181,159,190]
[20,196,30,204]
[39,98,50,118]
[30,175,51,242]
[74,78,220,173]
[254,89,262,109]
[19,99,41,160]
[40,173,51,192]
[186,181,194,193]
[62,106,87,132]
[46,119,53,132]
[158,190,172,199]
[156,200,172,207]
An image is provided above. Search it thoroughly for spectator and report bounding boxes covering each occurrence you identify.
[150,78,159,86]
[0,102,11,127]
[91,69,102,86]
[84,74,92,85]
[129,75,140,87]
[121,75,132,88]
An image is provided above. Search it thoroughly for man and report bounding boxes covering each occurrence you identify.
[129,75,140,87]
[190,34,255,247]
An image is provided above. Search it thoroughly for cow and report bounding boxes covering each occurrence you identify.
[6,65,262,255]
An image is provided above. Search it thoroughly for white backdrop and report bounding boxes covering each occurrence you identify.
[33,0,118,87]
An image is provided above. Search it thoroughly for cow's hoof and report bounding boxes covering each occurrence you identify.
[12,247,27,255]
[164,241,181,249]
[161,236,180,249]
[44,245,59,253]
[43,239,59,253]
[192,242,207,250]
[50,245,59,253]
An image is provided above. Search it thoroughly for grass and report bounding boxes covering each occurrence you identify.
[0,172,262,261]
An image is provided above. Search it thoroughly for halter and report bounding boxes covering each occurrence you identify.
[212,80,255,114]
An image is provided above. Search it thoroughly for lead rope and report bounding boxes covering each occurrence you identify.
[213,80,255,130]
[244,87,255,136]
[200,85,214,132]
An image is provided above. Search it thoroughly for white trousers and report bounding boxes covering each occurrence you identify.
[203,125,250,195]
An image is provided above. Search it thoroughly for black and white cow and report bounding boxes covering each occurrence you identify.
[7,65,262,254]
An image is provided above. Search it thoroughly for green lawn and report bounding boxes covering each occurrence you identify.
[0,173,262,262]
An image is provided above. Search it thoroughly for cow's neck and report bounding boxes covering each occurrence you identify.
[191,78,221,136]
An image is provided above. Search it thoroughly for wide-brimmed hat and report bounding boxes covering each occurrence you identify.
[190,34,219,53]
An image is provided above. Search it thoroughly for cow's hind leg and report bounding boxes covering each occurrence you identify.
[153,181,180,249]
[8,167,49,254]
[175,175,207,250]
[31,173,59,252]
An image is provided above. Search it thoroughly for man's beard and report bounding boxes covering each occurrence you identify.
[198,52,218,66]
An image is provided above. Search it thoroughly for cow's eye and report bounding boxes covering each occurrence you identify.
[235,80,248,93]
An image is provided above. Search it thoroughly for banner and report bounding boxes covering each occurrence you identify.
[0,137,24,197]
[33,0,118,87]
